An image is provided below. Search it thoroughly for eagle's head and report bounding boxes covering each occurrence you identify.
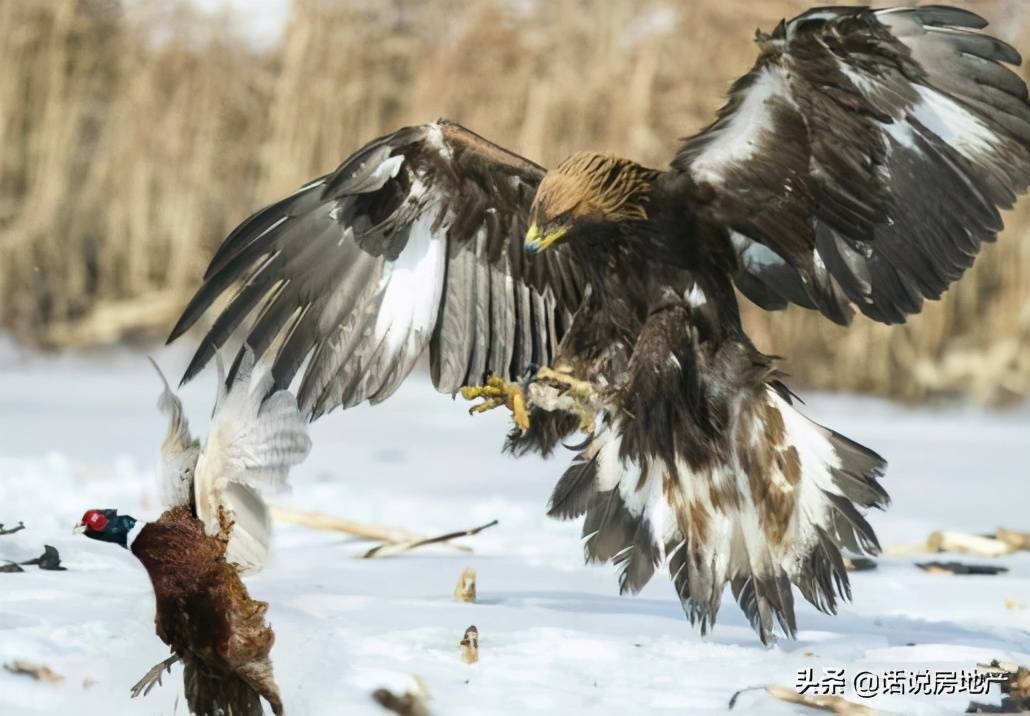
[525,152,657,253]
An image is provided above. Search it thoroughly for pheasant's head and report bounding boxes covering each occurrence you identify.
[75,509,137,549]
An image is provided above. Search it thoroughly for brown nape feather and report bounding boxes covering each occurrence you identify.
[533,152,660,224]
[131,505,283,716]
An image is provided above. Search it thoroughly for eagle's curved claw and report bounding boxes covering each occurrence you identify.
[460,375,530,433]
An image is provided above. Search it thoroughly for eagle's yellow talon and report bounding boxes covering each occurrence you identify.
[461,374,530,433]
[468,398,503,414]
[510,386,530,433]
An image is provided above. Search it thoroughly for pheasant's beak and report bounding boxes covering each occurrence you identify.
[72,522,86,535]
[524,223,568,253]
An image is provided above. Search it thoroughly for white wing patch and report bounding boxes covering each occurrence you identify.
[373,212,448,354]
[910,85,1000,159]
[689,66,792,186]
[838,60,1002,161]
[193,351,312,574]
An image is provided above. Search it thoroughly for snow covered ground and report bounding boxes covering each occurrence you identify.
[0,341,1028,715]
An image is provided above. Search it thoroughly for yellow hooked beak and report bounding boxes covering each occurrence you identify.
[524,223,568,253]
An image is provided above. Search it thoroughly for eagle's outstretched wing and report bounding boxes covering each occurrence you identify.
[673,6,1030,324]
[169,121,583,418]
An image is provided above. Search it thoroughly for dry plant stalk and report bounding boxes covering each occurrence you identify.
[270,507,426,544]
[3,660,63,683]
[889,528,1030,558]
[1,0,1028,402]
[926,531,1016,557]
[0,522,25,536]
[762,686,886,715]
[730,685,889,714]
[453,567,477,602]
[459,625,479,665]
[996,528,1030,551]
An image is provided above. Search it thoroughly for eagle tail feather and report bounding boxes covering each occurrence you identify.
[546,385,887,644]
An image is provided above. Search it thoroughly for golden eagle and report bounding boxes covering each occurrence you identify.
[169,6,1030,642]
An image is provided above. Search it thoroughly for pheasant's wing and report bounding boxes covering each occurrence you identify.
[147,357,200,508]
[193,350,311,574]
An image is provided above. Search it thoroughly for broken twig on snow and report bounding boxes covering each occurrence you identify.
[916,561,1009,576]
[0,522,25,536]
[362,520,499,559]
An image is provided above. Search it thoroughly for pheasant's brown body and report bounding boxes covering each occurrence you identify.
[131,505,283,716]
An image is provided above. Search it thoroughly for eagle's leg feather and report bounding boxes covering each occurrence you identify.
[130,654,180,698]
[460,375,530,432]
[529,366,600,434]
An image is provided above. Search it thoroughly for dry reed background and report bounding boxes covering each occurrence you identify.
[0,0,1027,403]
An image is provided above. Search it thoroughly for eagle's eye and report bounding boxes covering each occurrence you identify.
[551,210,572,227]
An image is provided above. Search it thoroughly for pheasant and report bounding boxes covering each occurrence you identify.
[76,351,310,715]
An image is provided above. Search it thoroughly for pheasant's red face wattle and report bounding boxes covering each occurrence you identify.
[82,510,109,532]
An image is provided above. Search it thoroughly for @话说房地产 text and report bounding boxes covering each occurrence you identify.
[795,666,1007,698]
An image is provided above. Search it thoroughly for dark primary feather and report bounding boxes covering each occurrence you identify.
[672,5,1030,325]
[170,120,584,417]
